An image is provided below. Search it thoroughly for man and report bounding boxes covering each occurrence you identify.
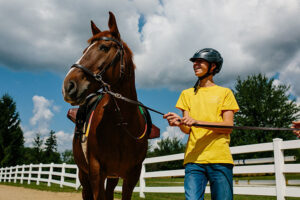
[164,48,239,200]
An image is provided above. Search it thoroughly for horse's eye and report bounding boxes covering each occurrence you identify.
[99,45,110,52]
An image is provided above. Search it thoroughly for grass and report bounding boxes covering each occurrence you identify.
[114,192,300,200]
[1,176,300,200]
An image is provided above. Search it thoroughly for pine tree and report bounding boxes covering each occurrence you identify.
[44,130,61,163]
[45,130,57,153]
[0,94,24,167]
[32,133,43,163]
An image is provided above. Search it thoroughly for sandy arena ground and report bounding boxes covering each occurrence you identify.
[0,185,120,200]
[0,184,82,200]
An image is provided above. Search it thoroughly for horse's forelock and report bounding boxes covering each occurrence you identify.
[87,31,111,44]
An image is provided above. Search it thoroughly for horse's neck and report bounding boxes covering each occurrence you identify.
[114,72,137,101]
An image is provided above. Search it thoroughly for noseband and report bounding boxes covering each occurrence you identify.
[71,36,125,88]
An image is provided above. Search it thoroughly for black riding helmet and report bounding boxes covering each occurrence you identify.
[190,48,223,75]
[190,48,223,93]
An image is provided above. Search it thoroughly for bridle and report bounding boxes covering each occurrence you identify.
[71,36,150,141]
[71,36,125,88]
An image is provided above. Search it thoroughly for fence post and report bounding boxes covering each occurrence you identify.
[139,163,146,198]
[28,164,33,184]
[8,166,13,182]
[20,164,25,184]
[48,163,54,187]
[75,166,80,190]
[2,167,5,182]
[60,163,66,188]
[14,165,18,183]
[4,167,8,182]
[0,168,1,183]
[273,138,286,200]
[37,163,42,185]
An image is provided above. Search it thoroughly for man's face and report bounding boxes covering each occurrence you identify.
[193,59,210,77]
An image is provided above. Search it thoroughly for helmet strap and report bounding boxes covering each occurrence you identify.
[193,63,213,94]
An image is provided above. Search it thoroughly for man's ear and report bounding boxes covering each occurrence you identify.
[210,63,216,73]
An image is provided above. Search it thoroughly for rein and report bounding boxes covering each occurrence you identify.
[72,36,300,133]
[105,90,300,132]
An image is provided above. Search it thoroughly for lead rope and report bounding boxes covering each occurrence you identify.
[105,90,300,132]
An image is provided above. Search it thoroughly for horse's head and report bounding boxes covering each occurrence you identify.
[63,12,133,106]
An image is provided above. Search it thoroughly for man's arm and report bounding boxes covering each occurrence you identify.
[163,111,190,134]
[181,110,235,134]
[179,110,191,134]
[292,121,300,138]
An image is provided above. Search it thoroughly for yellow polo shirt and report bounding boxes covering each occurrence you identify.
[176,85,239,165]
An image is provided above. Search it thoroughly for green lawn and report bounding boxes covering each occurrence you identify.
[114,192,300,200]
[1,176,300,200]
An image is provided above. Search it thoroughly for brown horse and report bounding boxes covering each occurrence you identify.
[62,12,148,200]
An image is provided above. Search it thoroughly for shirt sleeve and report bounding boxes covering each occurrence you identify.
[176,90,190,111]
[221,89,240,113]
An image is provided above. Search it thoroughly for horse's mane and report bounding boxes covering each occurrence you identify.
[87,31,136,75]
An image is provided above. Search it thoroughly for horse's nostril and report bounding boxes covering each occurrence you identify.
[67,80,77,96]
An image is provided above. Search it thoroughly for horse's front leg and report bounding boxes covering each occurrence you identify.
[79,169,93,200]
[89,159,106,200]
[105,178,119,200]
[122,164,142,200]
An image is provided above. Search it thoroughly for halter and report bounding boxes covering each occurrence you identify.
[71,36,149,141]
[71,36,125,87]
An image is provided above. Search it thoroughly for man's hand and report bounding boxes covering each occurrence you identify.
[163,112,181,126]
[292,121,300,138]
[181,116,198,127]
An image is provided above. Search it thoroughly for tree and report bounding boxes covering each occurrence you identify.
[61,149,75,164]
[0,94,24,167]
[23,147,37,164]
[32,133,44,163]
[45,130,57,153]
[147,137,185,171]
[44,130,61,163]
[231,74,300,158]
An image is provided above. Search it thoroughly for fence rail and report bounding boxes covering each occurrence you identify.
[0,138,299,200]
[0,162,80,189]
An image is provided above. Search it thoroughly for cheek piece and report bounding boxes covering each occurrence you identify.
[193,63,212,94]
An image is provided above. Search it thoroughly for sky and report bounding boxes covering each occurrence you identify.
[0,0,299,152]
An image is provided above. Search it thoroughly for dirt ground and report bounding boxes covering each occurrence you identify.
[0,184,82,200]
[0,184,120,200]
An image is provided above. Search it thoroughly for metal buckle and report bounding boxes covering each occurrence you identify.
[114,93,122,99]
[95,74,103,82]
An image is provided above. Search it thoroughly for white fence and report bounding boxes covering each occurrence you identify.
[0,163,80,189]
[0,138,299,199]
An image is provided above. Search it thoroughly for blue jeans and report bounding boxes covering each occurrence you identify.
[184,163,233,200]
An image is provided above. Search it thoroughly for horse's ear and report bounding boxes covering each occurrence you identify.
[91,20,101,35]
[108,11,120,40]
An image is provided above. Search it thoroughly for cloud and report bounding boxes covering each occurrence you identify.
[135,0,300,91]
[0,0,159,73]
[23,95,72,152]
[55,130,73,152]
[0,0,299,95]
[30,95,54,127]
[279,51,300,97]
[149,126,186,151]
